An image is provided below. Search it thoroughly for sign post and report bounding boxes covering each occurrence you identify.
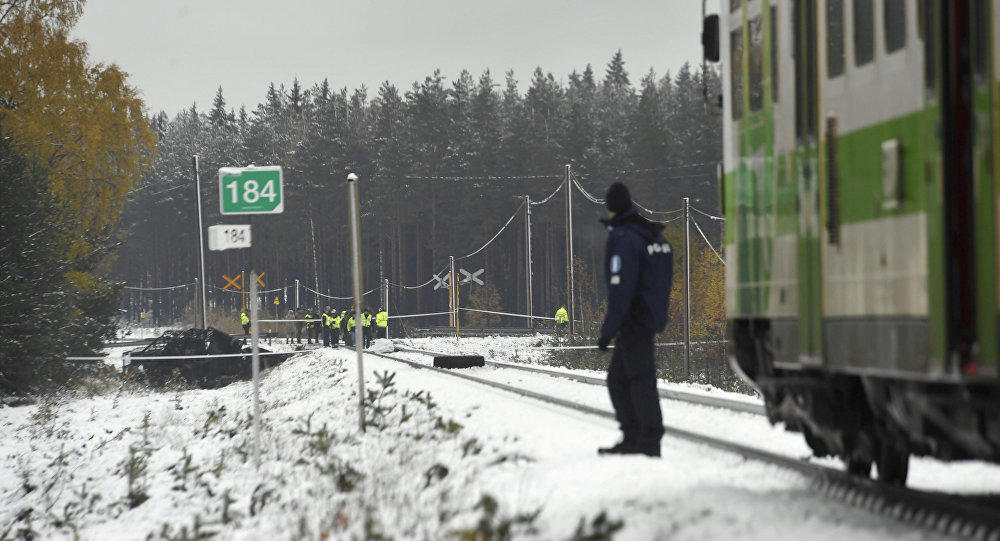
[194,156,208,329]
[250,271,262,468]
[347,173,366,432]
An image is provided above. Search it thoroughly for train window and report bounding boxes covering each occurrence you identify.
[853,0,875,65]
[919,0,935,90]
[973,0,988,81]
[732,27,744,119]
[770,5,779,102]
[827,0,845,77]
[884,0,906,53]
[794,0,818,139]
[749,16,764,111]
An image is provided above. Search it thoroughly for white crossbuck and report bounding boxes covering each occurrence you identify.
[460,268,484,285]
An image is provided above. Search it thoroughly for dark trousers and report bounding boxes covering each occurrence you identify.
[242,324,250,335]
[378,326,388,339]
[332,327,340,346]
[307,326,317,344]
[363,327,372,348]
[322,326,330,346]
[606,324,663,450]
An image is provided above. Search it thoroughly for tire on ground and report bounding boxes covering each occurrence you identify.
[433,355,485,369]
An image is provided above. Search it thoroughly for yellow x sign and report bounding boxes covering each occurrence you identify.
[256,272,266,288]
[222,273,243,291]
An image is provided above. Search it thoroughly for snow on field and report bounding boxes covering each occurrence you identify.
[1,346,955,539]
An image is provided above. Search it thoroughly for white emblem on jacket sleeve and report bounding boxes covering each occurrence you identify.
[610,255,621,273]
[610,275,621,285]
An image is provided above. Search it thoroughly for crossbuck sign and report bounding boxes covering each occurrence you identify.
[460,268,484,285]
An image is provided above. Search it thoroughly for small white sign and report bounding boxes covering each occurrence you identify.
[208,224,251,251]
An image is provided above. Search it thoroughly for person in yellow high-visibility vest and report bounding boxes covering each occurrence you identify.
[555,306,569,336]
[362,309,373,349]
[345,312,356,346]
[240,311,251,335]
[321,306,333,347]
[304,310,317,344]
[375,308,388,339]
[331,310,342,347]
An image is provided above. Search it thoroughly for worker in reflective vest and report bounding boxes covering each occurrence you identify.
[362,309,373,349]
[321,306,333,347]
[555,306,568,336]
[346,312,355,346]
[240,311,250,335]
[304,310,317,344]
[331,310,342,347]
[376,308,389,339]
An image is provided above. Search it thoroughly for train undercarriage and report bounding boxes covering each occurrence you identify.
[730,319,1000,486]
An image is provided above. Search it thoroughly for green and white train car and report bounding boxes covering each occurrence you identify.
[705,0,1000,484]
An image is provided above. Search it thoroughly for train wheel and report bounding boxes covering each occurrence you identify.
[875,442,909,486]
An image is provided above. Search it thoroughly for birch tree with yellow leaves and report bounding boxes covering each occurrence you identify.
[0,0,154,395]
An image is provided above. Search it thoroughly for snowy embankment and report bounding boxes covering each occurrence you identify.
[1,346,959,539]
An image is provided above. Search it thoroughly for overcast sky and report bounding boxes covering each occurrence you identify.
[74,0,706,116]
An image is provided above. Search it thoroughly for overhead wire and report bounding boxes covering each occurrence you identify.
[123,283,194,291]
[529,180,564,206]
[689,214,726,266]
[455,199,525,260]
[692,205,726,221]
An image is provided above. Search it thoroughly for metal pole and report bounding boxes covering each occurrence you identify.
[683,197,692,381]
[250,270,262,467]
[450,255,459,339]
[194,156,208,329]
[565,164,576,337]
[525,195,534,329]
[295,279,299,308]
[383,278,389,339]
[347,173,366,432]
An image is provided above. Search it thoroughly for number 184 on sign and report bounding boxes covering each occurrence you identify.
[219,166,284,215]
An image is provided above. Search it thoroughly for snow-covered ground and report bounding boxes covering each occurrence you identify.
[0,345,962,539]
[396,337,1000,495]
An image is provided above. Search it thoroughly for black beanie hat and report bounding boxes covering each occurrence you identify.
[605,182,632,214]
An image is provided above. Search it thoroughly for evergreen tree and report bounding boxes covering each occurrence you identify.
[209,86,229,128]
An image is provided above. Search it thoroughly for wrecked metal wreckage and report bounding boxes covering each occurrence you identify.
[127,328,292,388]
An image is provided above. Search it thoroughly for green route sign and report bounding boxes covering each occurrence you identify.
[219,166,284,215]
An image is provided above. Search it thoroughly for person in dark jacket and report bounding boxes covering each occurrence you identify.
[596,182,673,458]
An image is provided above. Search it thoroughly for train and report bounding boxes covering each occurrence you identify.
[702,0,1000,485]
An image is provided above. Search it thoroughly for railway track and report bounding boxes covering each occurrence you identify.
[368,349,1000,539]
[393,345,766,416]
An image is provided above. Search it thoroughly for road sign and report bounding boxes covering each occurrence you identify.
[274,297,279,305]
[256,272,266,288]
[207,224,251,250]
[459,268,484,285]
[432,273,451,290]
[219,166,284,215]
[222,273,243,291]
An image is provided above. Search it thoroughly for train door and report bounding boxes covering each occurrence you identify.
[971,0,999,375]
[939,0,997,375]
[793,0,822,365]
